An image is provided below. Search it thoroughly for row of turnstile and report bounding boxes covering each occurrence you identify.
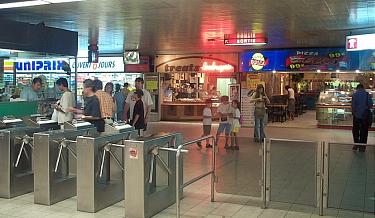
[0,117,183,218]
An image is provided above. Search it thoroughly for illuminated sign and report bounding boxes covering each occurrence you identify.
[201,62,234,72]
[346,34,375,51]
[70,57,124,73]
[4,59,68,73]
[224,33,267,46]
[250,53,268,70]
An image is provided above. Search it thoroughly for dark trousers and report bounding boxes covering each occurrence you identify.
[352,116,369,149]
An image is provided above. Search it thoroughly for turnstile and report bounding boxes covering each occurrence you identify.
[76,125,138,212]
[33,121,97,205]
[0,120,59,198]
[124,133,183,218]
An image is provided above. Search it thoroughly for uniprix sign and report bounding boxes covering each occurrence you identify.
[8,59,68,73]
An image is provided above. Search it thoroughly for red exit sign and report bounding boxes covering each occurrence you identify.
[224,33,267,46]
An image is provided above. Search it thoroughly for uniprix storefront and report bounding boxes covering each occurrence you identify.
[155,54,239,121]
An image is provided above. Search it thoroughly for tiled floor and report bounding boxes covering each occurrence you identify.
[0,118,374,217]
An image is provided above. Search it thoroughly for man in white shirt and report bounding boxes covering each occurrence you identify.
[53,78,75,129]
[20,77,42,101]
[124,77,153,130]
[285,85,295,120]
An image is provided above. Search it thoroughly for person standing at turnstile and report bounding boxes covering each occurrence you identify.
[130,90,145,135]
[52,78,75,129]
[69,79,105,133]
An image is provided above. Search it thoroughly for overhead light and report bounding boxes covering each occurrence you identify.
[355,69,360,73]
[336,70,340,73]
[0,0,49,9]
[0,48,25,53]
[317,70,321,73]
[0,0,85,9]
[272,70,276,73]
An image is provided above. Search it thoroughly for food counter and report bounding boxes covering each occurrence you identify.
[161,101,218,121]
[316,89,375,129]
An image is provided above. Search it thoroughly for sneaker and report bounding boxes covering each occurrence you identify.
[224,144,230,149]
[206,144,212,148]
[197,142,202,148]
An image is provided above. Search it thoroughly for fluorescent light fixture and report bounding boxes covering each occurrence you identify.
[0,0,85,9]
[0,48,25,52]
[355,69,360,73]
[0,0,50,9]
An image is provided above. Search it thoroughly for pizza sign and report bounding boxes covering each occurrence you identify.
[250,53,268,71]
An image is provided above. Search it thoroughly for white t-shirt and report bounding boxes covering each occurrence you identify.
[217,103,233,124]
[57,91,75,124]
[125,89,153,118]
[288,88,295,99]
[202,107,212,125]
[232,108,241,128]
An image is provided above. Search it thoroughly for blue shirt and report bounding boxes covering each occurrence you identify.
[114,92,126,112]
[20,86,38,101]
[351,89,373,119]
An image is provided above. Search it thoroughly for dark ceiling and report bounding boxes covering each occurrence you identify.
[1,0,375,54]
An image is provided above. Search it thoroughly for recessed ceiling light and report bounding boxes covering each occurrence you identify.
[0,0,49,9]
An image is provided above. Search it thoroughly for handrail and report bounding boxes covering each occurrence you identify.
[175,135,216,218]
[268,138,317,143]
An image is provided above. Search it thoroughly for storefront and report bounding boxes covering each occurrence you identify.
[69,56,150,105]
[240,47,374,128]
[2,57,73,115]
[155,54,238,121]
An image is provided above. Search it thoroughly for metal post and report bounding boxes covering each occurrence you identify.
[176,150,181,218]
[211,137,216,202]
[319,141,325,216]
[262,138,268,209]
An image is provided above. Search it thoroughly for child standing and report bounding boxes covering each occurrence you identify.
[216,96,233,149]
[131,90,145,134]
[197,99,213,148]
[230,100,241,150]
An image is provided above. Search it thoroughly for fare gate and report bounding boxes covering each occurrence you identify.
[33,121,97,205]
[76,126,138,213]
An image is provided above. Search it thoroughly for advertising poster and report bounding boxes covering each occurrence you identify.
[241,88,255,127]
[228,84,240,102]
[348,50,375,71]
[240,48,348,72]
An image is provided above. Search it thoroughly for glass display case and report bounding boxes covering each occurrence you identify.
[316,89,375,128]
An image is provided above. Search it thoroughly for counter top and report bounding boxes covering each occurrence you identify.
[316,103,375,109]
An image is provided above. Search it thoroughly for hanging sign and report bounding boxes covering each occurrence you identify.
[70,57,124,73]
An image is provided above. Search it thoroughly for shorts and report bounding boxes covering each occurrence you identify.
[203,125,211,135]
[231,127,240,133]
[288,99,295,112]
[217,123,231,135]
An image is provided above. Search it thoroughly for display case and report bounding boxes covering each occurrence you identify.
[316,90,375,129]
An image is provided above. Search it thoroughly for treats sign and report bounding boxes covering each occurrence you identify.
[156,56,236,73]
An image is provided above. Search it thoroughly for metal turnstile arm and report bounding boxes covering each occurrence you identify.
[53,139,77,173]
[15,135,34,167]
[148,146,178,184]
[99,143,126,178]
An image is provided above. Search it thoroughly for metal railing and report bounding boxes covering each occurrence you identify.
[159,135,216,218]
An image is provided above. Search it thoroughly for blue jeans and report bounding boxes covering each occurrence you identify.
[254,116,266,141]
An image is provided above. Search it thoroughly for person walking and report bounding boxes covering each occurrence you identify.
[53,78,75,129]
[94,80,115,125]
[285,85,295,120]
[250,84,270,142]
[124,77,153,132]
[351,84,373,152]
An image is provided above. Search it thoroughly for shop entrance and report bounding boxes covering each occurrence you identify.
[217,78,236,96]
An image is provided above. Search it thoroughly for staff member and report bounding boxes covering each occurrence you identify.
[69,79,104,133]
[20,77,42,101]
[53,78,75,129]
[124,77,153,130]
[93,80,115,125]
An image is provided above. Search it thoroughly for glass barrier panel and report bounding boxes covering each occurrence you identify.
[328,143,375,213]
[269,140,317,206]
